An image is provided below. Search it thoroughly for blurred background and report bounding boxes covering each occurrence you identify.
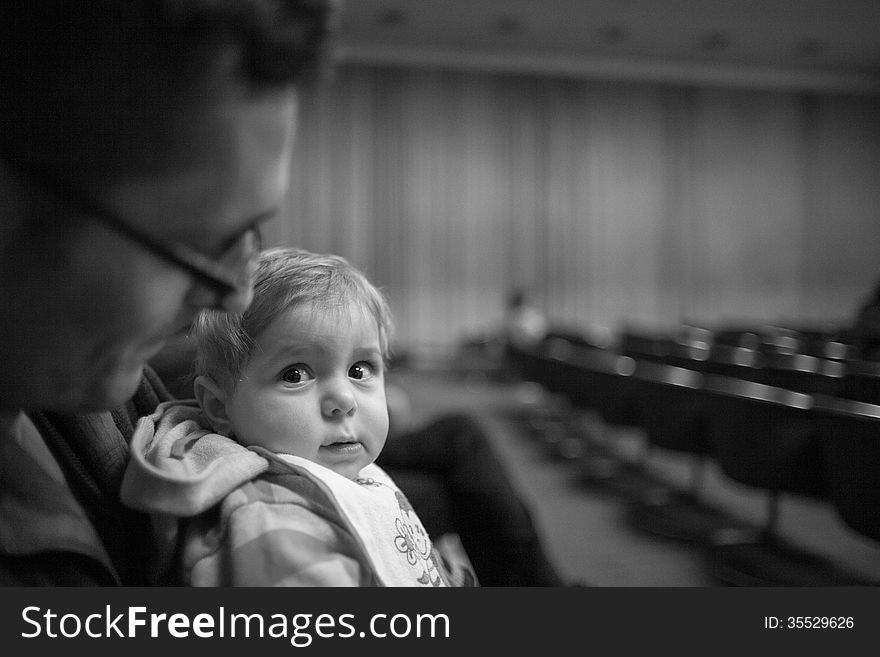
[249,1,880,585]
[265,0,880,361]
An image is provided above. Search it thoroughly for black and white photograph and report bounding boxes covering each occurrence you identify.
[1,0,878,651]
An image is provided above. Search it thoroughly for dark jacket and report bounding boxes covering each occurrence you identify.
[0,367,171,585]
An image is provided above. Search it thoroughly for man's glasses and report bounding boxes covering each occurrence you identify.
[0,144,263,310]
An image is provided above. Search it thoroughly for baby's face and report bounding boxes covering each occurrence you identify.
[226,303,388,480]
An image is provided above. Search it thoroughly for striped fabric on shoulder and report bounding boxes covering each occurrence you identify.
[183,475,374,587]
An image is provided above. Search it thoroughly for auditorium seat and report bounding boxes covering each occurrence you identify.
[809,393,880,585]
[509,331,603,398]
[709,326,762,350]
[840,359,880,405]
[801,336,856,361]
[813,396,880,559]
[497,337,577,461]
[532,337,657,497]
[758,352,846,396]
[756,325,803,355]
[697,343,764,382]
[505,334,607,462]
[619,325,712,370]
[700,376,861,585]
[626,361,746,542]
[618,327,677,365]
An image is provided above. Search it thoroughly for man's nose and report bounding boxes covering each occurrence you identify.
[218,283,254,314]
[185,281,255,314]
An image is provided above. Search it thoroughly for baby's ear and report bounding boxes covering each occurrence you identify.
[193,375,234,435]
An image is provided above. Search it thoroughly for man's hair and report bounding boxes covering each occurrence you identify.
[0,0,335,179]
[193,246,394,390]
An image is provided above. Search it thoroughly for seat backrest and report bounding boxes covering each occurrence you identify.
[759,352,846,397]
[813,396,880,543]
[701,344,764,381]
[562,347,640,426]
[701,376,826,497]
[631,360,708,455]
[841,359,880,405]
[618,328,676,365]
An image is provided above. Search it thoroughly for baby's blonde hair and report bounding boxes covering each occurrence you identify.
[193,246,393,390]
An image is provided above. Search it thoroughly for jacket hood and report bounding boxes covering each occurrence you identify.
[120,399,268,516]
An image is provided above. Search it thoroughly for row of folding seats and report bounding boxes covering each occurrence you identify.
[508,325,880,585]
[620,324,880,402]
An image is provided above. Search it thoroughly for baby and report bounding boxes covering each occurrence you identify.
[122,247,474,586]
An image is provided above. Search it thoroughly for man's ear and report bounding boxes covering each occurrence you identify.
[193,375,234,435]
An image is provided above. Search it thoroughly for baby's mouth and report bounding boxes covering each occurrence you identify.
[322,439,362,454]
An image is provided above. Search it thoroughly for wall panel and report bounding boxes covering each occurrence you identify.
[268,64,880,355]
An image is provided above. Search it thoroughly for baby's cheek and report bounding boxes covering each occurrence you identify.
[232,405,298,451]
[370,399,390,433]
[263,414,313,453]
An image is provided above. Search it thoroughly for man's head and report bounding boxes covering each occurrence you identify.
[0,1,334,412]
[193,247,394,479]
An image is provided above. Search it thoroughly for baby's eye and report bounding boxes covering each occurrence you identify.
[281,366,314,384]
[349,361,376,381]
